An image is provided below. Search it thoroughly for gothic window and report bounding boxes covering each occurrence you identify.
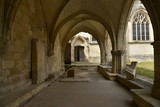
[132,12,150,41]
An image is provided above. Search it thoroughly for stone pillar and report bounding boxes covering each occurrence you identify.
[100,48,107,66]
[64,43,71,64]
[151,41,160,99]
[31,38,38,84]
[111,50,125,73]
[31,38,46,84]
[71,45,74,63]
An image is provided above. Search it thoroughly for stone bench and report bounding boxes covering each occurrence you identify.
[125,61,138,80]
[97,65,117,80]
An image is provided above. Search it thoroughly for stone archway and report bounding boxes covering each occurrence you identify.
[2,0,160,102]
[61,27,109,66]
[71,36,88,62]
[116,0,160,99]
[49,11,116,56]
[62,31,102,64]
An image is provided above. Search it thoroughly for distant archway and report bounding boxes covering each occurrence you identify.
[49,11,116,56]
[63,32,101,65]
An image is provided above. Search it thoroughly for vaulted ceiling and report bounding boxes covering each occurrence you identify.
[4,0,160,53]
[41,0,125,33]
[40,0,133,51]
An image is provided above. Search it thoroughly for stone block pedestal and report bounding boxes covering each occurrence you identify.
[67,68,74,77]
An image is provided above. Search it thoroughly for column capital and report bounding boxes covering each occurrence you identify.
[111,50,125,56]
[111,50,125,74]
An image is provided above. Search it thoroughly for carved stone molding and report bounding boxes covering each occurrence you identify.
[111,50,125,56]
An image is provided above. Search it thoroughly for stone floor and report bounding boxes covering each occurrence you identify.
[22,70,137,107]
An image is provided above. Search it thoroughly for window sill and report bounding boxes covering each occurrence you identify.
[128,41,153,44]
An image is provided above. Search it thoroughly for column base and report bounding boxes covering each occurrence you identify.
[112,68,122,74]
[117,68,123,74]
[112,68,117,73]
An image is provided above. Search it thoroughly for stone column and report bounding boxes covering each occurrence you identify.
[100,48,107,66]
[151,41,160,99]
[31,38,46,84]
[31,38,38,84]
[111,50,117,73]
[71,45,74,63]
[111,50,125,73]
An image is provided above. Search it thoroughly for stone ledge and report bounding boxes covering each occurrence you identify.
[105,72,117,80]
[0,82,48,107]
[68,64,99,67]
[131,89,160,107]
[98,65,117,80]
[117,75,160,106]
[117,75,143,89]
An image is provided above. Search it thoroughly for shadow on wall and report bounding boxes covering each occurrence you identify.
[84,52,89,62]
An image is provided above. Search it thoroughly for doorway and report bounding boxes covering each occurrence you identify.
[74,46,85,61]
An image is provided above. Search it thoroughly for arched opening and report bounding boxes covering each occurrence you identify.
[49,11,116,57]
[64,32,101,65]
[54,12,115,67]
[126,0,154,80]
[2,0,160,106]
[116,0,160,101]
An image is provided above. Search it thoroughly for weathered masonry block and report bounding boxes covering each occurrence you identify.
[3,60,14,69]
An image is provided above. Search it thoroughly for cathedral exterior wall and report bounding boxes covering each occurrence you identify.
[126,0,154,62]
[89,44,100,63]
[127,43,153,61]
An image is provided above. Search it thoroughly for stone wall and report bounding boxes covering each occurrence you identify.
[47,34,63,78]
[71,36,89,62]
[0,0,63,99]
[126,0,154,62]
[128,55,153,62]
[127,43,153,61]
[89,44,100,63]
[106,35,112,64]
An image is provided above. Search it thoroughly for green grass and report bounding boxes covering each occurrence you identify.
[136,61,154,79]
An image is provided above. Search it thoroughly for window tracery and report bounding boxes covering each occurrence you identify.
[132,12,150,41]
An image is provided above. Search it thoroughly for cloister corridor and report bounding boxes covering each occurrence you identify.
[23,68,137,107]
[1,0,160,106]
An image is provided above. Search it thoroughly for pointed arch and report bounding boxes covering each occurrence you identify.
[61,26,105,65]
[48,10,116,56]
